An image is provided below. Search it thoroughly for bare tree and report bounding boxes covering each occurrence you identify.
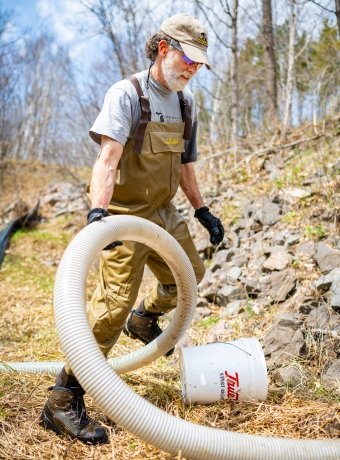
[336,0,340,35]
[194,0,239,151]
[0,5,21,162]
[80,0,152,78]
[261,0,278,126]
[282,0,297,139]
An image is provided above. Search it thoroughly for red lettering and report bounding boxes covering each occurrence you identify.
[224,371,240,401]
[225,370,239,386]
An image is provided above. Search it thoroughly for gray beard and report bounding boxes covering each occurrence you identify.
[162,52,190,92]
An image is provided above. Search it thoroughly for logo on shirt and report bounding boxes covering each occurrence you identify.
[156,112,164,122]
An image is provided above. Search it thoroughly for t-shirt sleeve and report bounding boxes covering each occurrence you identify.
[89,87,134,146]
[181,93,198,164]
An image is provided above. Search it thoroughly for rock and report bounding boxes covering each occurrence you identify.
[195,234,213,259]
[264,325,295,356]
[314,272,337,293]
[286,234,301,246]
[331,293,340,311]
[212,249,229,265]
[322,360,340,389]
[263,249,291,271]
[274,231,300,247]
[330,271,340,311]
[299,298,319,314]
[304,305,330,330]
[324,422,340,437]
[41,182,88,217]
[196,297,209,309]
[227,266,242,280]
[198,269,216,293]
[243,278,262,297]
[221,299,246,317]
[265,326,306,365]
[274,366,302,386]
[264,160,281,179]
[297,241,315,258]
[230,251,248,268]
[315,242,340,274]
[267,270,296,302]
[196,306,212,318]
[252,200,281,227]
[276,312,304,330]
[216,285,245,307]
[283,329,306,359]
[283,187,312,204]
[206,320,232,343]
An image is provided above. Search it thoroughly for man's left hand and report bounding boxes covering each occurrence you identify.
[194,206,224,246]
[87,207,123,250]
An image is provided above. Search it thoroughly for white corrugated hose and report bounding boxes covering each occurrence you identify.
[2,215,339,459]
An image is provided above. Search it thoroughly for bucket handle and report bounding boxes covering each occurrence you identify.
[206,342,253,357]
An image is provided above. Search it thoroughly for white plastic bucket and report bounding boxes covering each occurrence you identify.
[179,337,268,404]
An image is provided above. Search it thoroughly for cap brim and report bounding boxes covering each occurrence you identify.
[180,42,211,70]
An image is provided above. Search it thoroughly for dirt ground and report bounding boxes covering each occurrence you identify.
[0,158,339,459]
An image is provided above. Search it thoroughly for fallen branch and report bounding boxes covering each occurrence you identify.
[198,133,323,165]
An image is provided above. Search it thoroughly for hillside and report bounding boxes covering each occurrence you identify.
[0,119,339,459]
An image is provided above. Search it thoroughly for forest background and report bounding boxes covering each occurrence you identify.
[0,0,339,168]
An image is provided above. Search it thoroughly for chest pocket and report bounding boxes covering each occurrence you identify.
[149,131,185,154]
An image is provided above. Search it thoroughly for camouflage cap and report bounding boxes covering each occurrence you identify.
[160,13,211,69]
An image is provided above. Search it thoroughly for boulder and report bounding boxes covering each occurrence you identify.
[297,241,315,258]
[227,266,242,281]
[322,360,340,389]
[305,305,330,330]
[274,366,302,386]
[216,285,245,307]
[263,249,291,271]
[315,243,340,274]
[314,271,338,293]
[267,270,297,302]
[243,278,263,297]
[221,299,246,317]
[252,200,281,227]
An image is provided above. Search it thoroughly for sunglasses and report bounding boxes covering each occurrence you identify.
[168,40,202,69]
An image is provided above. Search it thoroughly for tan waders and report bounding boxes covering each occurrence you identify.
[43,76,205,443]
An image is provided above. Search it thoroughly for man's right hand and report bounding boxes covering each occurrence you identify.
[87,208,122,250]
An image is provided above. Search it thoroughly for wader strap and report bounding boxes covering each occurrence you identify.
[127,76,151,154]
[177,91,192,140]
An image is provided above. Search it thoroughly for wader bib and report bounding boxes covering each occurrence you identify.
[65,77,205,371]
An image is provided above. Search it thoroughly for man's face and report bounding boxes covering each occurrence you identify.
[161,47,200,92]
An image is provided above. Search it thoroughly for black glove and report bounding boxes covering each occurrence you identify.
[87,207,123,250]
[194,206,224,246]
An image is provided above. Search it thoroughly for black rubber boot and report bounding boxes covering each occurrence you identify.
[123,301,174,356]
[40,368,108,444]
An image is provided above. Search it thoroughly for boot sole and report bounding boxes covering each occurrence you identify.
[39,412,108,445]
[123,325,175,356]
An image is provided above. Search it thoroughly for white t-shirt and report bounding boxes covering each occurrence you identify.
[89,70,198,163]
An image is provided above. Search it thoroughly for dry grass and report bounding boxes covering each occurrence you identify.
[0,138,339,459]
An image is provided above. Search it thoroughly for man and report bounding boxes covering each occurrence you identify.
[40,13,224,444]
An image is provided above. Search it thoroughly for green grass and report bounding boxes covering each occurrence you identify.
[11,228,70,244]
[1,255,54,295]
[0,407,8,421]
[281,211,299,224]
[304,224,326,240]
[196,316,220,329]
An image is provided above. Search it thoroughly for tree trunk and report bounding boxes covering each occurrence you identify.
[336,0,340,36]
[282,0,297,139]
[230,0,239,157]
[261,0,278,127]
